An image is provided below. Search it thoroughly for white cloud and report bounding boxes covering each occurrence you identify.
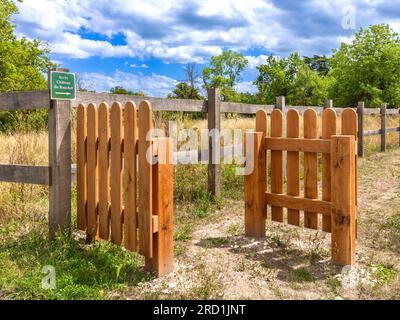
[14,0,400,63]
[245,55,270,69]
[235,81,257,94]
[78,70,177,97]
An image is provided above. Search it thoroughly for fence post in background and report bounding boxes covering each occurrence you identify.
[324,99,333,109]
[357,102,364,157]
[48,68,72,239]
[207,88,221,197]
[275,96,286,114]
[380,103,387,152]
[244,132,266,237]
[331,135,356,266]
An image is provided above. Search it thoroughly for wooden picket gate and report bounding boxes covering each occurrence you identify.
[76,100,174,276]
[245,108,358,266]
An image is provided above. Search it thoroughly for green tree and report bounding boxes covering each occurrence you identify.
[329,24,400,108]
[110,86,144,96]
[0,0,54,92]
[202,50,248,101]
[254,53,330,106]
[168,82,202,99]
[0,0,55,132]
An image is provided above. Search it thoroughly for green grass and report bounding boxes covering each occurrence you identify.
[202,237,229,248]
[0,228,150,299]
[174,224,194,242]
[385,215,400,231]
[288,268,315,283]
[375,264,397,284]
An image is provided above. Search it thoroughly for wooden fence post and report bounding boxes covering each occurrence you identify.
[324,99,333,109]
[357,102,364,157]
[207,88,221,196]
[48,68,72,239]
[146,138,174,276]
[380,103,387,152]
[244,132,266,237]
[331,135,356,266]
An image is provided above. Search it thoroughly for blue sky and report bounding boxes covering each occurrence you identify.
[13,0,400,97]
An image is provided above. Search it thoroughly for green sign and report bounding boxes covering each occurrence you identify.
[50,71,76,100]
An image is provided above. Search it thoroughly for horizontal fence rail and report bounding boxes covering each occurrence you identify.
[0,164,50,185]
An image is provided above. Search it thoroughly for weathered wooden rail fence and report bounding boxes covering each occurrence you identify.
[0,69,399,245]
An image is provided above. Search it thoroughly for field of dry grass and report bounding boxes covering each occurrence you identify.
[0,113,399,299]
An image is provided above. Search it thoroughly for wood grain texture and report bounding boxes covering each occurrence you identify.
[265,193,331,217]
[331,135,356,266]
[303,109,318,230]
[110,102,123,245]
[286,109,300,226]
[266,138,331,154]
[98,103,110,240]
[146,138,174,276]
[138,100,153,258]
[86,103,99,241]
[0,90,49,110]
[256,109,268,218]
[0,164,50,185]
[341,108,358,237]
[270,109,283,222]
[380,104,387,152]
[244,132,266,237]
[322,108,337,233]
[76,104,87,231]
[124,101,138,252]
[48,71,72,239]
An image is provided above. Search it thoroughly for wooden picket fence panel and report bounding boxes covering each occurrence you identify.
[76,100,174,276]
[245,108,357,266]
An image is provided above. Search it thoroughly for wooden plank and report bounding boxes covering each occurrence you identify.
[363,129,381,136]
[110,102,123,245]
[0,90,49,110]
[124,101,138,252]
[138,100,153,258]
[322,108,337,233]
[331,135,356,266]
[266,138,331,154]
[75,91,207,113]
[356,102,364,157]
[86,103,99,241]
[146,138,174,276]
[244,132,266,237]
[48,68,72,239]
[381,104,387,152]
[0,164,50,185]
[256,109,268,218]
[341,108,358,237]
[221,102,274,114]
[207,88,221,196]
[303,108,318,230]
[76,104,87,231]
[286,109,300,226]
[265,193,331,217]
[385,127,400,133]
[98,103,110,240]
[270,109,283,222]
[324,99,333,109]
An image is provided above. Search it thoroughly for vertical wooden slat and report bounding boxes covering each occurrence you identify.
[124,101,138,252]
[286,109,300,226]
[256,109,268,219]
[322,108,337,233]
[77,104,87,231]
[341,108,358,237]
[146,138,174,276]
[86,103,99,241]
[303,109,318,229]
[331,135,356,266]
[270,109,283,222]
[110,102,123,245]
[98,103,110,240]
[244,132,266,237]
[139,101,153,258]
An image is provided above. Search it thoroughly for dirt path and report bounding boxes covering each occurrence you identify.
[122,148,400,300]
